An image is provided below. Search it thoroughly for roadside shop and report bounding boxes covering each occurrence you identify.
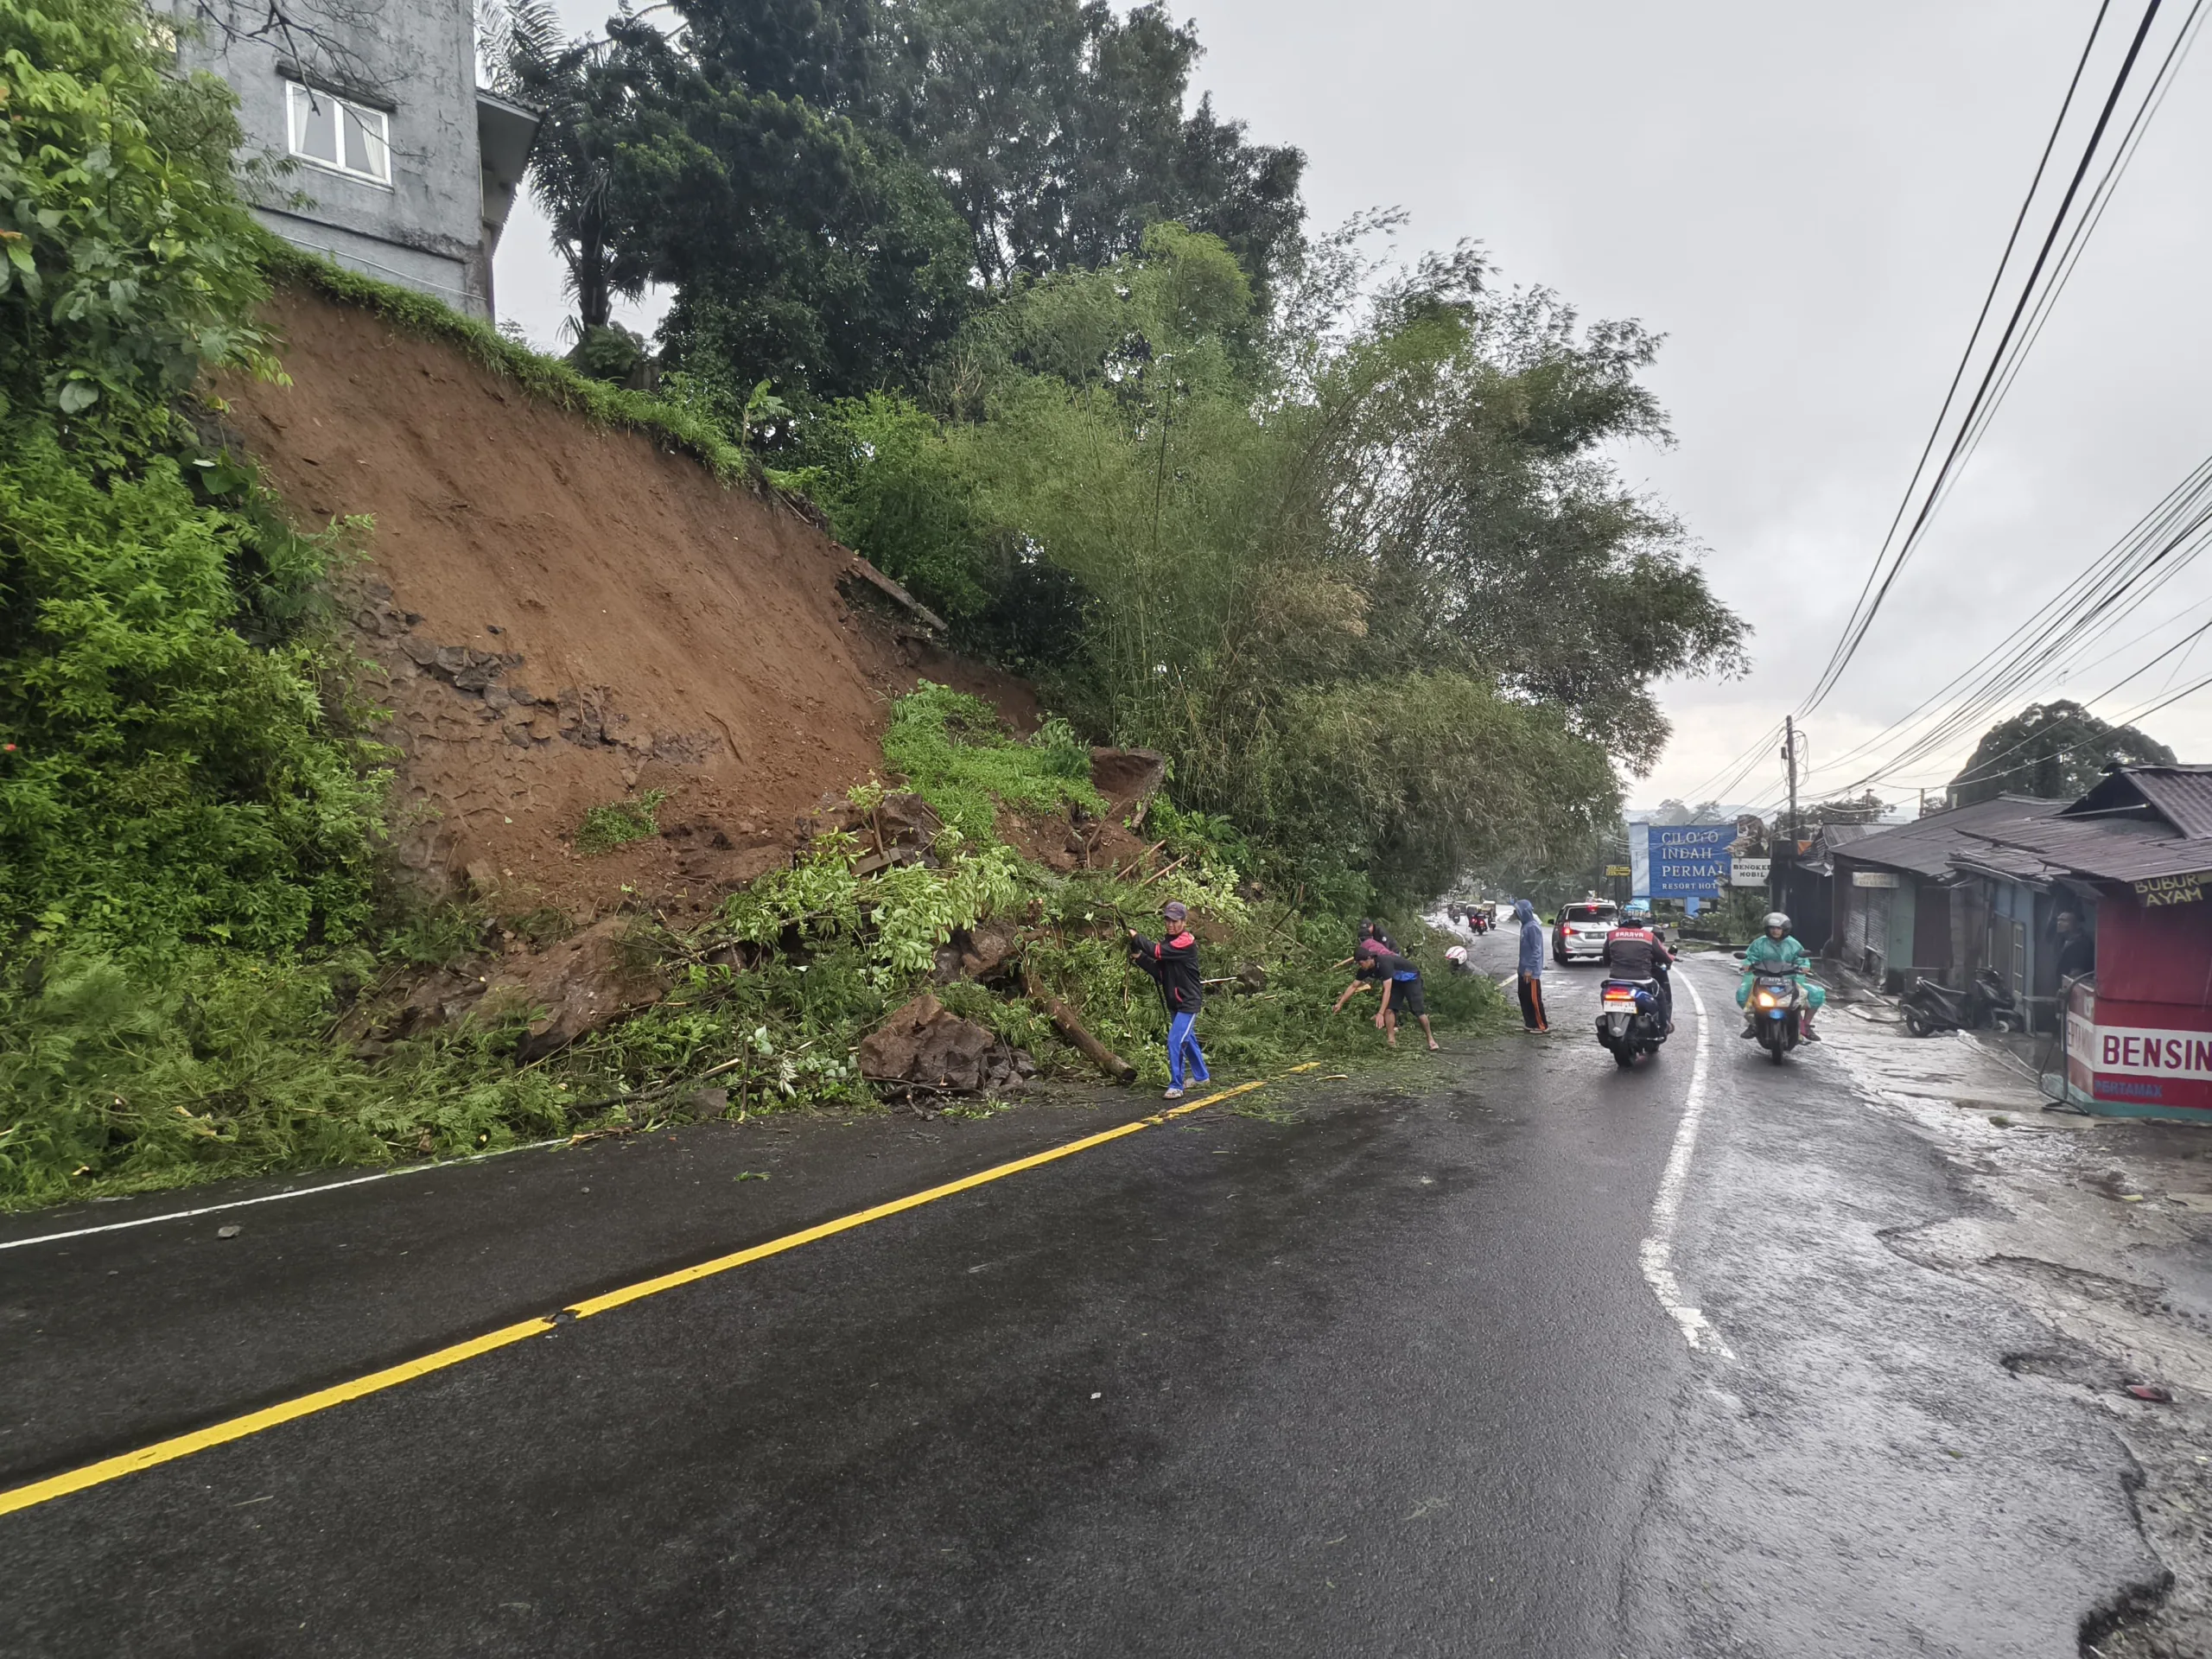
[1956,766,2212,1119]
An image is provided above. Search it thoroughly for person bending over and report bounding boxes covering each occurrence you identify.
[1350,944,1440,1052]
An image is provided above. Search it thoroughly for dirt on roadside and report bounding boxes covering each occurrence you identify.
[215,284,1034,925]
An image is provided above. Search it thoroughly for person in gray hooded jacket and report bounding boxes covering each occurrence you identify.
[1515,899,1549,1033]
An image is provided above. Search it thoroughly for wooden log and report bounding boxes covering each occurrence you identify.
[1022,967,1137,1084]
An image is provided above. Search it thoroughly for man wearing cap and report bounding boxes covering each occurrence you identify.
[1128,900,1209,1100]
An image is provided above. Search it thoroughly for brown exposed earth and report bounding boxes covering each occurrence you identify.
[215,284,1033,925]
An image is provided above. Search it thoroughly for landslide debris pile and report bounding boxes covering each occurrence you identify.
[218,281,1032,922]
[0,2,1504,1211]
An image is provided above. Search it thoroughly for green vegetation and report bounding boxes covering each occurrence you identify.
[575,789,671,855]
[0,0,382,963]
[881,683,1100,836]
[1949,699,2175,806]
[0,0,1696,1209]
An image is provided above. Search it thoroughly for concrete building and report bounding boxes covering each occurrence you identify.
[172,0,538,319]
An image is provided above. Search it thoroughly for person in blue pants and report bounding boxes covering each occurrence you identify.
[1128,899,1209,1099]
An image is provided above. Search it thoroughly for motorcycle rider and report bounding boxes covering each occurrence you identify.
[1738,911,1825,1041]
[1602,916,1675,1032]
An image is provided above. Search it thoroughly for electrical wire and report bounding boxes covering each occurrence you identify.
[1789,450,2212,796]
[1672,3,2207,816]
[1806,0,2117,714]
[1802,0,2169,715]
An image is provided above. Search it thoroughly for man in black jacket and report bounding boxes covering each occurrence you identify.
[1129,900,1210,1099]
[1602,920,1676,1032]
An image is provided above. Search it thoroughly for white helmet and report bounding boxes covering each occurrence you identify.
[1445,944,1467,963]
[1763,912,1791,934]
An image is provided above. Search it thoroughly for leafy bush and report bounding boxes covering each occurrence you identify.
[575,790,670,855]
[880,682,1102,838]
[0,0,385,958]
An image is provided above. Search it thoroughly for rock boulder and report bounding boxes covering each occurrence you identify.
[859,992,1027,1092]
[480,915,667,1062]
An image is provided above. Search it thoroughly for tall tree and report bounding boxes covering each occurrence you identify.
[1950,700,2175,805]
[486,5,658,335]
[673,0,877,110]
[889,226,1744,895]
[870,0,1305,293]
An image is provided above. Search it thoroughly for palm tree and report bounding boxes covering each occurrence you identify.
[482,2,656,337]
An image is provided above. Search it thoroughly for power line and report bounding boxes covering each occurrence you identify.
[1794,450,2212,794]
[1802,0,2169,715]
[1805,0,2117,713]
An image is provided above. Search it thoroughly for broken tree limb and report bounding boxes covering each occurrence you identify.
[1115,840,1167,881]
[842,555,950,633]
[1022,966,1137,1084]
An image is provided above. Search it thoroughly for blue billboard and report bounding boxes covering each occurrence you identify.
[1640,823,1733,902]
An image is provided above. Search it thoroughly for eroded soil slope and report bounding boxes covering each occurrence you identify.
[219,287,1028,920]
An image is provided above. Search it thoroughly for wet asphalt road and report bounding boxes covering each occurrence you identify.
[0,938,2162,1656]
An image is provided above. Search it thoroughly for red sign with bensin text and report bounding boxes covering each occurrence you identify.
[2066,981,2212,1114]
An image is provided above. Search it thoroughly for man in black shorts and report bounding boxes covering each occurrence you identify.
[1351,943,1440,1051]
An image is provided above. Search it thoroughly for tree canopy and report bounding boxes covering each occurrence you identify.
[1949,700,2175,806]
[489,0,1749,899]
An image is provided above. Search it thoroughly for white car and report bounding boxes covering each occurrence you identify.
[1553,900,1621,964]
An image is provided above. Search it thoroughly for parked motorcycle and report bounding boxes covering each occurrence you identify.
[1902,968,2017,1037]
[1595,977,1669,1067]
[1736,955,1807,1065]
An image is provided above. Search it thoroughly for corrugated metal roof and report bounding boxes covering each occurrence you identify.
[2056,765,2212,833]
[1947,835,2066,885]
[1964,813,2212,883]
[1820,823,1878,848]
[2128,770,2212,839]
[1830,795,2068,879]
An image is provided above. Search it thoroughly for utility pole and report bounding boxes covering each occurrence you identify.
[1783,715,1801,847]
[1777,715,1801,909]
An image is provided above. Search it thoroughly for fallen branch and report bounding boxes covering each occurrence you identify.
[1022,965,1137,1084]
[1115,840,1168,880]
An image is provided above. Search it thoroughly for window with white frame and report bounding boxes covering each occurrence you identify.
[285,81,391,186]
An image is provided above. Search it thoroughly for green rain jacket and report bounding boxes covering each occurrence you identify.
[1742,933,1813,975]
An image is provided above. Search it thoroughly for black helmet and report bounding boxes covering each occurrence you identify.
[1763,912,1790,934]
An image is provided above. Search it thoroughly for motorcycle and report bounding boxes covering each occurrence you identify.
[1902,968,2017,1037]
[1738,957,1807,1065]
[1595,976,1669,1067]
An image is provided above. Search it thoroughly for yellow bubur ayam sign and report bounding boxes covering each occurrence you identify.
[2133,870,2212,907]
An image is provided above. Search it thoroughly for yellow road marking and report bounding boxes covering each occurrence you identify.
[0,1078,1270,1520]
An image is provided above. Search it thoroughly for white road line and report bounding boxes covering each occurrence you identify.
[1639,970,1734,1357]
[0,1138,571,1253]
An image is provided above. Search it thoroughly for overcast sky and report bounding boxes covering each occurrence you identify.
[497,2,2212,812]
